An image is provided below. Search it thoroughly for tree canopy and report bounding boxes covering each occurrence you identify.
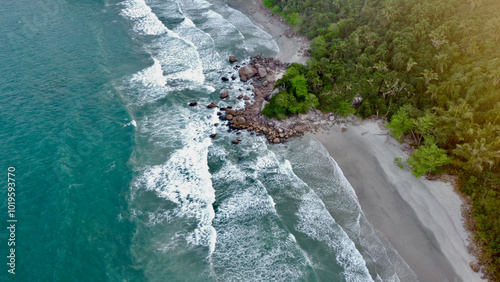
[264,0,500,277]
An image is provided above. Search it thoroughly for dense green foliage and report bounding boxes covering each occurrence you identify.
[407,138,453,177]
[262,63,319,119]
[265,0,500,277]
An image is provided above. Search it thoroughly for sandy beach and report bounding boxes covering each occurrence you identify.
[225,1,485,280]
[226,0,310,65]
[310,121,483,282]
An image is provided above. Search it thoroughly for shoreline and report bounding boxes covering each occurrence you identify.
[224,1,485,281]
[309,120,484,281]
[226,0,310,64]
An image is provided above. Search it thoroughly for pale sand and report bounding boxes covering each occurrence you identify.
[226,0,310,64]
[310,120,484,282]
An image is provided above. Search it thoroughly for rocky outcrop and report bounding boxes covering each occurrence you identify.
[209,56,336,144]
[238,66,258,82]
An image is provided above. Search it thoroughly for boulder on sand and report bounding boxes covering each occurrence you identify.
[238,66,258,82]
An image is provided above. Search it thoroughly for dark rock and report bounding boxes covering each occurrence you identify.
[210,134,217,139]
[229,56,238,63]
[231,75,237,80]
[243,95,251,100]
[237,94,244,99]
[217,112,222,116]
[207,103,218,108]
[221,92,229,99]
[232,139,239,145]
[352,94,363,108]
[222,77,229,82]
[341,127,348,132]
[214,123,219,127]
[189,102,198,107]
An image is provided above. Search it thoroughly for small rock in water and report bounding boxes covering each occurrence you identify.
[341,127,348,132]
[229,56,238,63]
[243,95,250,100]
[273,138,280,143]
[231,75,237,80]
[210,134,217,139]
[221,92,229,99]
[207,103,218,108]
[222,77,229,82]
[232,139,239,145]
[237,94,243,99]
[189,102,198,107]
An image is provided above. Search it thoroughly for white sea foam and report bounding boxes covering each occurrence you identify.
[134,112,217,253]
[121,0,206,86]
[130,58,166,87]
[120,0,168,35]
[208,0,279,55]
[296,191,374,282]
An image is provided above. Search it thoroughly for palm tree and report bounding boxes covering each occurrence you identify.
[486,18,500,42]
[434,53,450,73]
[422,69,438,84]
[430,30,448,50]
[406,58,418,72]
[466,0,483,10]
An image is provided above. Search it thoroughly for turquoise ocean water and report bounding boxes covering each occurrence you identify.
[0,0,416,281]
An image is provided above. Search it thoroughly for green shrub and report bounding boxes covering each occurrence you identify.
[262,0,276,9]
[407,138,452,177]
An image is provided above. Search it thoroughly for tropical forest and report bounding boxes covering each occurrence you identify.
[262,0,500,278]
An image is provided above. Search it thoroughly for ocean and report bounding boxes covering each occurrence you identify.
[0,0,416,281]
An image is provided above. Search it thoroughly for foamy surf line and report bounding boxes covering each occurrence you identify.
[120,0,205,85]
[133,111,218,254]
